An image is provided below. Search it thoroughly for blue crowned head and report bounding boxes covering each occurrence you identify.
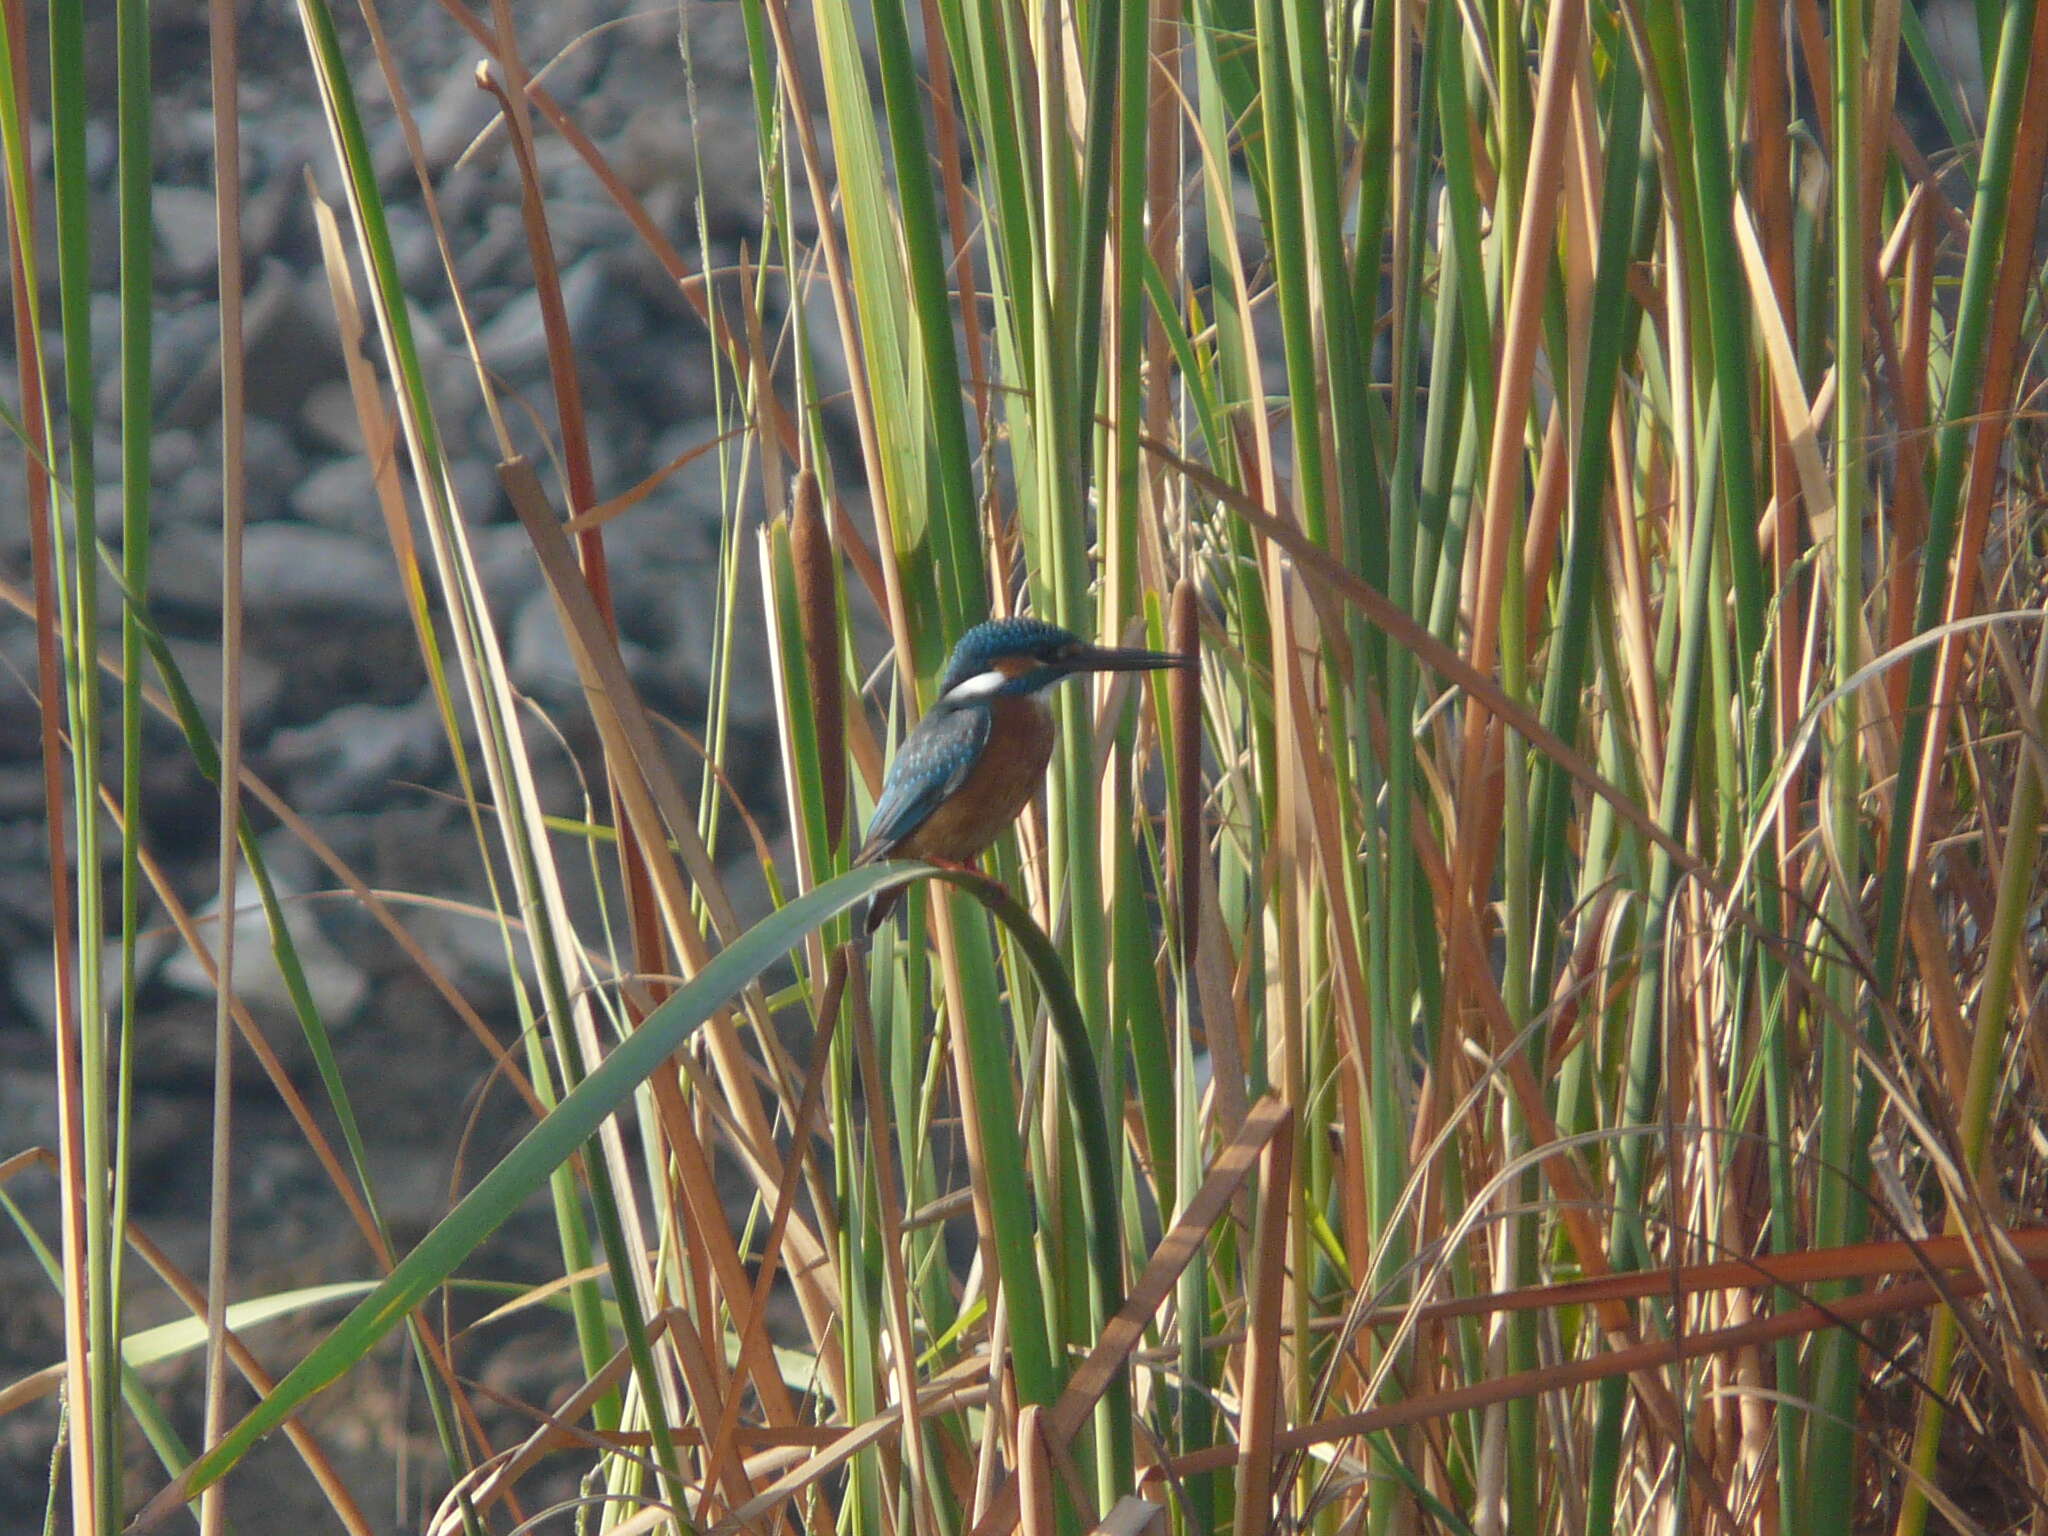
[938,618,1081,697]
[934,617,1194,704]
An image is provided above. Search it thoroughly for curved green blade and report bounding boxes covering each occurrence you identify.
[139,864,913,1521]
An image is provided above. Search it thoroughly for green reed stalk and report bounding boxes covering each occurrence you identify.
[1805,0,1874,1522]
[868,0,981,630]
[45,0,123,1523]
[112,0,153,1479]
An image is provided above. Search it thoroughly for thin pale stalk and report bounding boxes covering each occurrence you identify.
[110,0,153,1508]
[199,0,249,1527]
[45,0,118,1524]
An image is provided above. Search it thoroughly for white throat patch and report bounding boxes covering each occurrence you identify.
[943,669,1010,704]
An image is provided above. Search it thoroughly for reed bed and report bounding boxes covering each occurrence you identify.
[6,0,2048,1532]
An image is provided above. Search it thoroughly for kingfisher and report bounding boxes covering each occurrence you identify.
[855,617,1193,932]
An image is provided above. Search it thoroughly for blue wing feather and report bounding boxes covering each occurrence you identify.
[857,704,991,862]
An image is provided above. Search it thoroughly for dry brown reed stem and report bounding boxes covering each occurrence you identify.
[793,469,848,852]
[1231,1109,1294,1533]
[1278,584,1371,1077]
[1018,1407,1056,1536]
[505,460,850,1395]
[637,1061,830,1536]
[962,1101,1293,1536]
[1,0,91,1512]
[472,57,600,541]
[1152,1264,2048,1488]
[1887,193,1935,726]
[1912,7,2048,876]
[1454,0,1584,914]
[1519,407,1570,655]
[694,949,850,1527]
[475,54,673,1026]
[713,1366,992,1535]
[1371,1227,2048,1329]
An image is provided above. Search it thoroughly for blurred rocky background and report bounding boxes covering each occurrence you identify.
[0,0,812,1524]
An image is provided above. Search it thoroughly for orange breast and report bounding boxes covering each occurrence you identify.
[896,695,1055,864]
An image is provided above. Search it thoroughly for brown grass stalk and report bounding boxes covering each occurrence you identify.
[1,0,92,1514]
[1155,1267,2048,1486]
[1231,1105,1294,1531]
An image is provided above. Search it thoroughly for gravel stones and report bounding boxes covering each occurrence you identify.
[0,5,795,1518]
[153,183,222,285]
[265,695,449,814]
[288,454,377,530]
[149,522,412,622]
[157,890,371,1029]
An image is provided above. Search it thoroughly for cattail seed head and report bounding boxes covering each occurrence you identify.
[792,469,846,853]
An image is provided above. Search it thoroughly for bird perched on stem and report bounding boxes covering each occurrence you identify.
[855,617,1193,933]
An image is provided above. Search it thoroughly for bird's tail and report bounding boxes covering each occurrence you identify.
[862,881,907,936]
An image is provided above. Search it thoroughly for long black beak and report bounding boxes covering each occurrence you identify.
[1057,643,1195,675]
